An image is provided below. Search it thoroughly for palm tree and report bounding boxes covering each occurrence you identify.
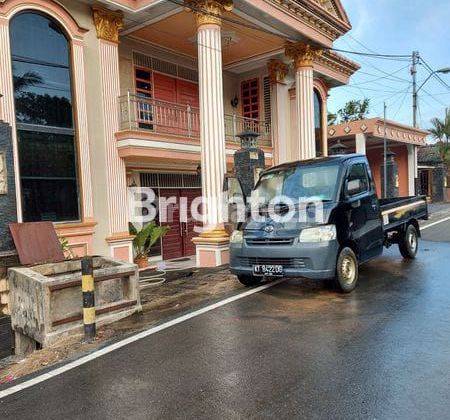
[429,109,450,163]
[13,70,43,92]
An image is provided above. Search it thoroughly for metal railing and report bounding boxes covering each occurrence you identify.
[224,113,272,146]
[118,93,272,146]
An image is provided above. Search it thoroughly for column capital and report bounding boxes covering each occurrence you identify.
[92,6,124,43]
[267,59,289,84]
[185,0,233,28]
[285,42,322,69]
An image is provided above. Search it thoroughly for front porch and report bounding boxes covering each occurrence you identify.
[110,0,359,267]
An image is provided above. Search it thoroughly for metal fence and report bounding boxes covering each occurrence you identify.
[118,93,272,147]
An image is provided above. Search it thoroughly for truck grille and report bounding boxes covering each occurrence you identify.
[238,257,310,268]
[246,238,294,246]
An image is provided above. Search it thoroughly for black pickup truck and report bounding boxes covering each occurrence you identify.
[230,154,428,292]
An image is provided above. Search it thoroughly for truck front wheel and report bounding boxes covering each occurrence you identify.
[399,224,418,259]
[335,247,359,293]
[237,274,262,287]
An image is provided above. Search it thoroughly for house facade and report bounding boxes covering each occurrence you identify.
[328,119,428,198]
[0,0,359,268]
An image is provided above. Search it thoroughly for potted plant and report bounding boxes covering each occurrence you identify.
[129,222,169,269]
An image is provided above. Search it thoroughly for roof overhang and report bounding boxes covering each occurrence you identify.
[87,0,352,46]
[328,118,429,146]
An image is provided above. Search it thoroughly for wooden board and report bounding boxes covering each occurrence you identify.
[9,222,65,265]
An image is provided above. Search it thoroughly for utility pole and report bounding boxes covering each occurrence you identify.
[383,102,388,198]
[411,51,420,128]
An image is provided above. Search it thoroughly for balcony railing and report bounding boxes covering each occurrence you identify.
[118,93,272,147]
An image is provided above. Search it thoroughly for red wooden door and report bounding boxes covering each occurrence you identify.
[176,80,199,107]
[153,73,177,134]
[153,73,177,102]
[153,74,199,135]
[181,189,202,256]
[159,188,202,260]
[159,189,183,260]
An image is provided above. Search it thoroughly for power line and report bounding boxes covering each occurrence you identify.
[420,57,450,90]
[167,0,413,61]
[341,38,411,83]
[393,83,412,120]
[326,47,410,60]
[349,64,410,87]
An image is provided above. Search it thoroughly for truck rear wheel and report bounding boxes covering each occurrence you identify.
[237,274,262,287]
[335,247,359,293]
[399,224,418,259]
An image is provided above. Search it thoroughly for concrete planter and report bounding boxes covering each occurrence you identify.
[8,257,141,354]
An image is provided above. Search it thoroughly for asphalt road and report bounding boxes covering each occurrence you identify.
[1,220,450,419]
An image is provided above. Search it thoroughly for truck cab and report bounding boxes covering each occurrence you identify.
[230,154,428,292]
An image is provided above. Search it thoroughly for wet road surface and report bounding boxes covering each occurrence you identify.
[1,223,450,419]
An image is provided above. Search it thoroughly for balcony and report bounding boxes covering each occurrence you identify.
[118,94,272,147]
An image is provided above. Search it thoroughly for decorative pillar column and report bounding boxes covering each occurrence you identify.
[286,42,322,160]
[92,7,133,262]
[407,144,417,196]
[321,91,329,157]
[355,133,367,155]
[267,59,290,165]
[187,0,232,268]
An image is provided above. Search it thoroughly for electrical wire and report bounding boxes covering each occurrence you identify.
[165,0,412,61]
[392,83,412,120]
[349,64,410,87]
[420,57,450,90]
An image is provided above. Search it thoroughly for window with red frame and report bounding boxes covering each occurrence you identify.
[241,78,260,120]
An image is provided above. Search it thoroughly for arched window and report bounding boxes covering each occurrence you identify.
[314,89,323,157]
[10,12,80,222]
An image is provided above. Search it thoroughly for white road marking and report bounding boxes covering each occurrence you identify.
[421,216,450,231]
[0,278,286,400]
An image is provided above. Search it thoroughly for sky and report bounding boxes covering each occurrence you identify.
[328,0,450,129]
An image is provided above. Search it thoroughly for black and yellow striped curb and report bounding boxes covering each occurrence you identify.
[81,257,96,341]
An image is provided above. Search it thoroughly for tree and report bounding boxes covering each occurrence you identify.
[13,70,43,93]
[327,112,338,126]
[429,108,450,163]
[337,99,370,123]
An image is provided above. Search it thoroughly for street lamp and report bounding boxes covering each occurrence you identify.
[413,66,450,127]
[417,67,450,93]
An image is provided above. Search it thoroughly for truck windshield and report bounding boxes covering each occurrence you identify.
[254,164,340,205]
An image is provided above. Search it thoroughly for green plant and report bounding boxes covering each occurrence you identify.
[327,111,338,126]
[429,109,450,164]
[129,222,170,260]
[59,236,75,260]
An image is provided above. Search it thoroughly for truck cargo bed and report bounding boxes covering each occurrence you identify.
[380,195,428,231]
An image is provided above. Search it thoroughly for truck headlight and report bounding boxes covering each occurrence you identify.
[230,230,244,244]
[299,225,336,243]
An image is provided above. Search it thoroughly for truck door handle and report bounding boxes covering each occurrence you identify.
[351,200,361,208]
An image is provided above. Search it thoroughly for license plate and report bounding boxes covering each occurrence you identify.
[253,264,284,276]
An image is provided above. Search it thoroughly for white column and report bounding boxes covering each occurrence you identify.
[0,18,22,221]
[295,66,315,160]
[93,7,132,262]
[321,94,328,157]
[197,23,227,230]
[286,43,321,161]
[72,41,94,220]
[407,144,417,196]
[190,1,232,268]
[98,40,129,235]
[267,60,289,165]
[355,133,367,155]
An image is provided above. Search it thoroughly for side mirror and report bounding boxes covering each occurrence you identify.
[346,179,362,196]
